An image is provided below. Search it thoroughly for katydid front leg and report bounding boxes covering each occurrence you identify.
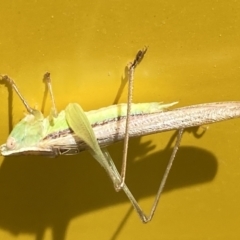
[0,75,34,114]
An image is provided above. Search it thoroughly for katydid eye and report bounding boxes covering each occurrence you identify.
[6,137,16,150]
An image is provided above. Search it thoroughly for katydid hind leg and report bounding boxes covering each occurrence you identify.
[123,129,184,222]
[116,46,148,191]
[103,129,183,222]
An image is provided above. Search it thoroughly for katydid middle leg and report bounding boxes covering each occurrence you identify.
[43,72,58,118]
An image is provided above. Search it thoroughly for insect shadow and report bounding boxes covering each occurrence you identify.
[0,76,218,240]
[0,138,218,240]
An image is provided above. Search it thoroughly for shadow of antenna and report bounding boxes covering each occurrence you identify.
[0,75,13,133]
[112,66,128,105]
[41,73,49,115]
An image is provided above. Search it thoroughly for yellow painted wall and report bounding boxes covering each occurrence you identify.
[0,1,240,239]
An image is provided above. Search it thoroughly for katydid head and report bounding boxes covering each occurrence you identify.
[0,110,52,156]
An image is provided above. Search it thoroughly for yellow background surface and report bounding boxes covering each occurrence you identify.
[0,1,240,239]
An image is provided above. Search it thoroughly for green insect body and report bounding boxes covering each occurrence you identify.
[2,102,176,156]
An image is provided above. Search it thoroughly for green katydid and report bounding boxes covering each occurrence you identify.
[1,47,240,223]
